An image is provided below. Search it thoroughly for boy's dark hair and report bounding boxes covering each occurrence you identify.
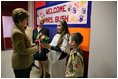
[12,8,29,24]
[71,32,83,45]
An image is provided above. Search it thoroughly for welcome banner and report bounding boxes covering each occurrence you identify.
[37,1,90,26]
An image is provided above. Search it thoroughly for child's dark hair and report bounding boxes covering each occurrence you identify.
[71,32,83,45]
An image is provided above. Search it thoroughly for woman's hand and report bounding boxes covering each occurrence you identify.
[41,43,51,49]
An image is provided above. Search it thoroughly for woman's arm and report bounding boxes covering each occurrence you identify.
[13,32,39,55]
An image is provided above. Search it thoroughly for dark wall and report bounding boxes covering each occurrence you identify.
[1,1,28,50]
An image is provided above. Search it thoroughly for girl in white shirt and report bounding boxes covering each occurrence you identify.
[42,20,70,77]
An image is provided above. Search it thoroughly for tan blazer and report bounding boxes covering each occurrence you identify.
[11,25,38,69]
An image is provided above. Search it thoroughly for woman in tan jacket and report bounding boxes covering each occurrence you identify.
[11,8,39,78]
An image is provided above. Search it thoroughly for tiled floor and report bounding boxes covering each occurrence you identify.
[1,50,40,78]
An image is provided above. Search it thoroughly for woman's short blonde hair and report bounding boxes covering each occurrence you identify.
[38,15,45,22]
[12,8,29,23]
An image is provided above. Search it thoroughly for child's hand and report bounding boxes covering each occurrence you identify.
[65,71,71,75]
[65,73,74,78]
[65,71,74,78]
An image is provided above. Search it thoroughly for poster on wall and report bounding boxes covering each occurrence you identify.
[36,1,91,27]
[2,16,14,38]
